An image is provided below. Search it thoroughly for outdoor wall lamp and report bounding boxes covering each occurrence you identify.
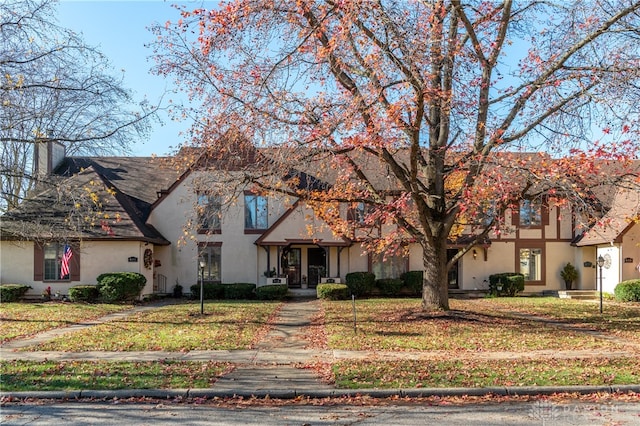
[473,249,477,260]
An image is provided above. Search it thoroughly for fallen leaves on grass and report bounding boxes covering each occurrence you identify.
[22,301,281,352]
[0,302,130,343]
[332,357,640,389]
[0,360,231,392]
[321,299,633,352]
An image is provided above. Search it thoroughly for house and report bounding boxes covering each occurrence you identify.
[2,140,639,298]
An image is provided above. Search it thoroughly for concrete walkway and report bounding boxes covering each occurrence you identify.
[2,298,640,399]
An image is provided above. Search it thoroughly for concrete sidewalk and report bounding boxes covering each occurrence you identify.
[2,298,640,400]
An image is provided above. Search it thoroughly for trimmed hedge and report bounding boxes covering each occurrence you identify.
[317,283,348,300]
[489,272,525,297]
[96,272,146,302]
[401,271,423,296]
[256,284,288,300]
[375,278,403,296]
[190,283,256,300]
[0,284,32,302]
[190,283,225,299]
[68,285,100,303]
[223,283,256,299]
[614,280,640,302]
[345,272,375,297]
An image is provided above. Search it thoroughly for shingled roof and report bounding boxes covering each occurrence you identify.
[574,185,640,246]
[1,156,178,244]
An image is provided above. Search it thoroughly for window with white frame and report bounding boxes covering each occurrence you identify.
[244,194,268,230]
[199,244,222,283]
[43,243,69,281]
[519,247,542,281]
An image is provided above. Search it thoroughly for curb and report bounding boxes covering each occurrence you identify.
[3,385,640,401]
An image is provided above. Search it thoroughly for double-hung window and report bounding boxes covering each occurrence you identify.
[519,199,542,227]
[244,194,268,230]
[43,243,71,281]
[196,193,221,232]
[370,252,408,280]
[518,246,543,282]
[199,243,222,283]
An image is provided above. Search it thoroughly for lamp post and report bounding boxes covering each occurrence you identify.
[199,257,206,315]
[597,255,605,314]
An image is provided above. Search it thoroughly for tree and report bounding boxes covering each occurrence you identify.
[151,0,640,311]
[0,0,156,211]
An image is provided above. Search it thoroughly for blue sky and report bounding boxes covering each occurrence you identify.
[57,0,215,156]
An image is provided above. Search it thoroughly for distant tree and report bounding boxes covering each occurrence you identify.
[0,0,156,210]
[152,0,640,311]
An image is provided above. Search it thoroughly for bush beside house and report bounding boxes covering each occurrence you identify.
[317,283,348,300]
[345,272,375,297]
[400,271,423,296]
[489,273,525,297]
[256,284,288,300]
[189,283,257,300]
[614,280,640,302]
[560,263,579,290]
[96,272,147,302]
[68,285,100,302]
[375,278,403,296]
[0,284,32,302]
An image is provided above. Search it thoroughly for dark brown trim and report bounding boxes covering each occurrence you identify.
[33,242,80,282]
[514,241,546,285]
[197,228,222,235]
[244,229,267,234]
[69,246,80,281]
[198,241,222,248]
[33,244,44,281]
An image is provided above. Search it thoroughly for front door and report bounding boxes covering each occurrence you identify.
[307,247,326,288]
[447,249,459,289]
[282,248,301,288]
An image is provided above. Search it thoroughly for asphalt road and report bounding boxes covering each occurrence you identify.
[2,400,640,425]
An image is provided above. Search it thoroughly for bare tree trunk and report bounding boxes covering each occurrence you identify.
[421,235,450,311]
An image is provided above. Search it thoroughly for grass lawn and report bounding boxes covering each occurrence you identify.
[467,297,640,344]
[23,301,282,351]
[3,297,640,392]
[321,298,639,352]
[319,297,640,389]
[332,357,640,389]
[0,360,231,391]
[0,302,131,343]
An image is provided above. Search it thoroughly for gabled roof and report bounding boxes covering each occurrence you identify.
[574,186,640,247]
[255,200,352,247]
[1,156,178,244]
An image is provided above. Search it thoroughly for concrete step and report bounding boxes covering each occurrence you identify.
[448,289,489,299]
[552,290,599,300]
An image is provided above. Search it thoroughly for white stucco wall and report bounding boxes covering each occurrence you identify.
[575,246,597,290]
[0,241,34,284]
[0,240,153,297]
[457,242,514,290]
[621,224,640,282]
[148,172,291,289]
[545,242,577,290]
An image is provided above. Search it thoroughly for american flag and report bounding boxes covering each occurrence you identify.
[60,245,72,279]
